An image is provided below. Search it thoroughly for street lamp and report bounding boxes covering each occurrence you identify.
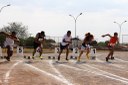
[69,13,82,38]
[69,13,82,47]
[0,4,11,13]
[114,20,127,43]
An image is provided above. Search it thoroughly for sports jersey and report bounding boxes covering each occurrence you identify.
[4,37,15,51]
[108,37,118,46]
[61,34,72,46]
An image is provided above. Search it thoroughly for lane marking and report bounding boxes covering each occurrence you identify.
[49,60,66,77]
[25,63,73,85]
[96,53,128,63]
[0,80,2,84]
[60,62,128,84]
[96,58,128,72]
[115,58,128,63]
[48,60,73,85]
[95,54,128,71]
[4,61,22,84]
[83,64,128,81]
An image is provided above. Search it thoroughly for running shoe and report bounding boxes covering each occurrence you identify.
[106,57,109,62]
[66,58,69,61]
[6,57,10,61]
[58,56,60,61]
[40,56,43,60]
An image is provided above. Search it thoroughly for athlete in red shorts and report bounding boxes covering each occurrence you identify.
[102,32,119,62]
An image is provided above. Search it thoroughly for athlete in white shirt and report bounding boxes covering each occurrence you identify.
[58,30,72,61]
[0,31,19,61]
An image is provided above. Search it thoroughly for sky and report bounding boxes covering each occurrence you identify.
[0,0,128,43]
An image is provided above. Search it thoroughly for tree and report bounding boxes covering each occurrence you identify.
[43,39,56,48]
[24,37,34,48]
[0,22,29,47]
[98,42,106,47]
[0,35,5,47]
[0,22,29,39]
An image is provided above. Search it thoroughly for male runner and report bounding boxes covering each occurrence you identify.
[32,31,45,59]
[58,30,72,61]
[0,31,19,61]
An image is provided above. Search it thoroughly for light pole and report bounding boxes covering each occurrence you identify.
[69,13,82,38]
[114,20,127,43]
[0,4,11,13]
[69,13,82,48]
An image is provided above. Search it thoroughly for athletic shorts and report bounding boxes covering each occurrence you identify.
[80,44,90,51]
[108,43,115,49]
[6,45,13,51]
[108,45,114,50]
[33,42,40,49]
[60,43,69,50]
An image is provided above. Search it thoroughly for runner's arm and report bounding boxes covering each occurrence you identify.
[0,32,10,36]
[14,37,20,45]
[13,36,20,42]
[63,39,72,44]
[102,34,112,38]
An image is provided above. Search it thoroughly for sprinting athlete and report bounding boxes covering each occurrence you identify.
[32,31,45,59]
[77,32,94,62]
[102,32,119,62]
[0,31,19,61]
[58,30,72,61]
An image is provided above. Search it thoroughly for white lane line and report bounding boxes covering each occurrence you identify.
[115,58,128,63]
[96,58,128,72]
[60,62,128,84]
[25,63,73,85]
[96,53,128,63]
[0,80,2,84]
[82,64,128,84]
[4,61,22,84]
[49,60,66,77]
[48,60,73,85]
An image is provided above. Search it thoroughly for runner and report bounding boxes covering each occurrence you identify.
[0,31,19,61]
[102,32,119,62]
[77,32,94,62]
[58,30,72,61]
[32,31,45,59]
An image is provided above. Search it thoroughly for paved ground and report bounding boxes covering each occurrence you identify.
[0,51,128,85]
